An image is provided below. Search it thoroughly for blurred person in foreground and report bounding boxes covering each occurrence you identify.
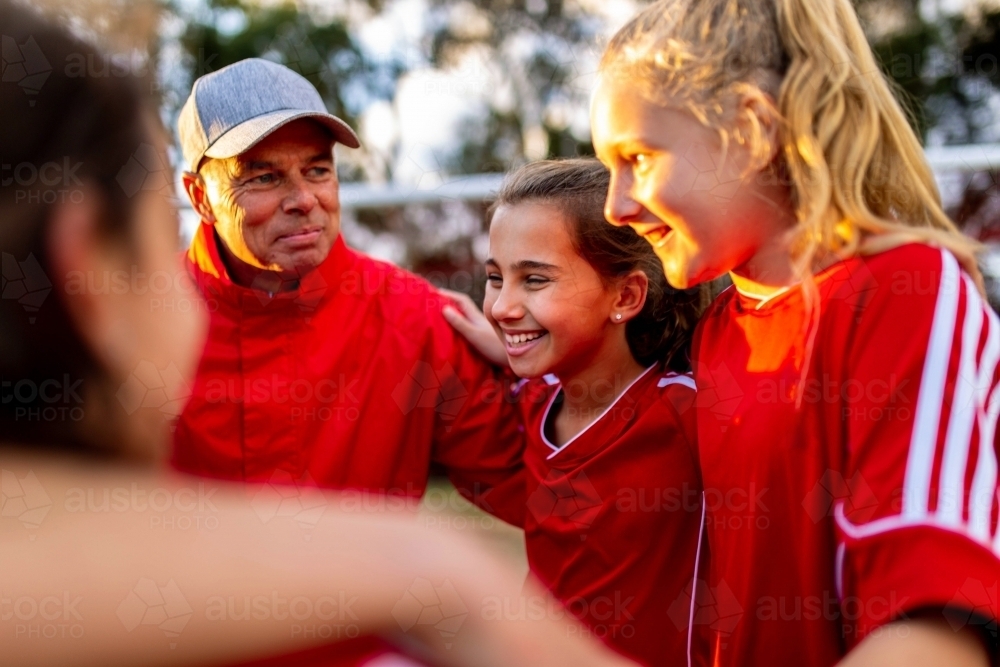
[172,57,522,520]
[0,3,634,666]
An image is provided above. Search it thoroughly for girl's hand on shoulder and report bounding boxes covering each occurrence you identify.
[440,288,509,367]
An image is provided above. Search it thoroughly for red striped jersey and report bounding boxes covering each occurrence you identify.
[691,243,1000,666]
[514,364,704,667]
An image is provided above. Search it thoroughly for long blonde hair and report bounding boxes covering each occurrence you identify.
[600,0,983,287]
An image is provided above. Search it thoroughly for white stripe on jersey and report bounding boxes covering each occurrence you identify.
[970,386,1000,542]
[938,274,983,526]
[659,374,696,391]
[967,284,1000,542]
[902,249,960,520]
[860,249,1000,556]
[686,495,707,667]
[835,502,998,555]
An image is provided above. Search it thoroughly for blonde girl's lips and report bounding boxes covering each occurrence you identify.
[503,331,548,357]
[642,226,672,246]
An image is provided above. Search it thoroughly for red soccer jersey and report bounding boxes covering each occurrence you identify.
[691,243,1000,665]
[172,226,524,525]
[514,364,704,667]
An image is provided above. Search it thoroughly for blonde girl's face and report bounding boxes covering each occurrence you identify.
[591,75,780,289]
[483,202,620,380]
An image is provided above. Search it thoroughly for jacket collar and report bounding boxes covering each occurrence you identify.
[185,223,356,310]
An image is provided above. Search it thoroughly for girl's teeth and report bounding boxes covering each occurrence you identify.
[506,332,544,345]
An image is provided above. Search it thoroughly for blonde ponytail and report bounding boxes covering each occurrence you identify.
[601,0,984,288]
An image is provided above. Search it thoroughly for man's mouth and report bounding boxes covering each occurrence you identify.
[502,330,548,357]
[278,227,323,245]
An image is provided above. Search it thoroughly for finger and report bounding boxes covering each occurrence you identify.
[442,305,474,334]
[439,288,479,317]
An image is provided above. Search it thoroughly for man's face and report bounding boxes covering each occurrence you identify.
[200,119,341,277]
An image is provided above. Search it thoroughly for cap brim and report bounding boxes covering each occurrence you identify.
[203,109,361,161]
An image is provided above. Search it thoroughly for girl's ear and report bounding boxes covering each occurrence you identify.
[735,90,782,173]
[612,269,648,323]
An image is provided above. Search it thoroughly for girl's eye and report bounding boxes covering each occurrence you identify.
[486,274,502,285]
[525,276,549,287]
[633,153,651,169]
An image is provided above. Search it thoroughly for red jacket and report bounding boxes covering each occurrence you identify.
[172,225,524,524]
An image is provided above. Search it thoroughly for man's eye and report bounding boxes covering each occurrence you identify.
[251,173,275,184]
[308,166,332,177]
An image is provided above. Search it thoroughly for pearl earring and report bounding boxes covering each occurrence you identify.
[615,314,622,321]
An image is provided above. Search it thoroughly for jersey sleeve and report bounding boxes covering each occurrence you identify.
[833,247,999,652]
[425,301,527,528]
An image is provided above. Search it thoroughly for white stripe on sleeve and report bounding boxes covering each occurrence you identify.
[938,274,983,526]
[902,250,960,520]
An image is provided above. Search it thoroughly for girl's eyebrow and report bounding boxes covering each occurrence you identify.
[485,258,559,272]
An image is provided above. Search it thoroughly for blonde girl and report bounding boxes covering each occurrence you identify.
[591,1,999,666]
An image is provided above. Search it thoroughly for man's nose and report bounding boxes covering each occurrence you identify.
[282,176,318,214]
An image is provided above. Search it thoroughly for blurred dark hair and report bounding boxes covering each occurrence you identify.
[1,0,152,451]
[490,158,705,371]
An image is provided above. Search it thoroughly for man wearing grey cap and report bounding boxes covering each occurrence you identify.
[173,58,524,525]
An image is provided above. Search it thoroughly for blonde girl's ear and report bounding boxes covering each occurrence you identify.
[733,87,784,175]
[612,269,649,323]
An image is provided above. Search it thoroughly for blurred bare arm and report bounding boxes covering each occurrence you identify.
[0,453,633,667]
[837,618,989,667]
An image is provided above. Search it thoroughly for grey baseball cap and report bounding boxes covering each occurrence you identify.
[177,58,360,172]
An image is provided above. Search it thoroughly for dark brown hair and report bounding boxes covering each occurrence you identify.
[490,158,704,371]
[1,0,152,451]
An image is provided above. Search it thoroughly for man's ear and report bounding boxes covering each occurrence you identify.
[612,269,648,323]
[182,171,215,224]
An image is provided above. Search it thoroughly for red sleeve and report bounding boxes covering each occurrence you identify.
[423,296,526,528]
[833,247,999,653]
